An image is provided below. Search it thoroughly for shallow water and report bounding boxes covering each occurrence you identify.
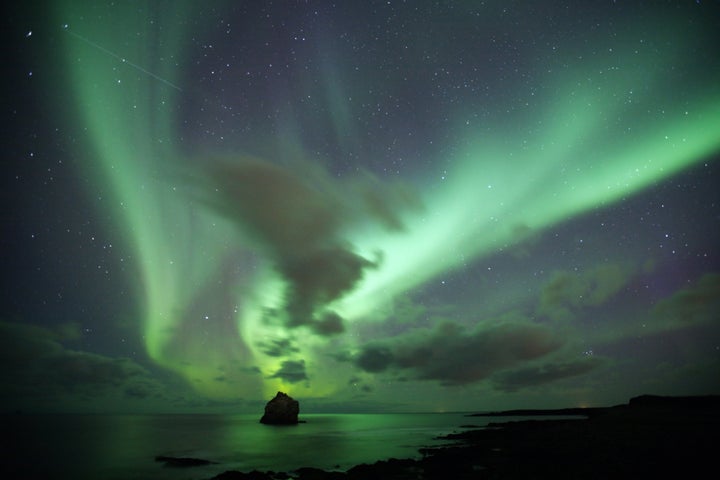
[3,412,488,479]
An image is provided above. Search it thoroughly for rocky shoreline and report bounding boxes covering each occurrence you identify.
[201,395,718,479]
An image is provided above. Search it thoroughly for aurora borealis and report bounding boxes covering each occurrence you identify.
[3,0,720,413]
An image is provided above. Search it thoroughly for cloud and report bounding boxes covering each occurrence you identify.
[508,223,542,259]
[538,263,633,320]
[257,337,300,357]
[388,294,428,324]
[652,273,720,327]
[124,378,165,399]
[311,311,345,336]
[0,321,63,368]
[46,351,147,390]
[205,159,341,255]
[53,321,84,342]
[202,157,420,336]
[356,345,395,373]
[354,172,423,232]
[353,321,563,386]
[281,248,373,331]
[640,358,720,394]
[491,357,605,392]
[587,272,720,344]
[267,359,308,384]
[348,376,374,393]
[0,321,173,410]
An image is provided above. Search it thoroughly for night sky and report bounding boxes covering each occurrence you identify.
[3,0,719,414]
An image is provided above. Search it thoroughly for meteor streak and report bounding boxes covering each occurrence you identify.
[62,24,182,91]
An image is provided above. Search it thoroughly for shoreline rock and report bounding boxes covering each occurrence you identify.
[260,392,300,425]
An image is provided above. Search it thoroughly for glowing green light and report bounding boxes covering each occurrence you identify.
[57,1,720,400]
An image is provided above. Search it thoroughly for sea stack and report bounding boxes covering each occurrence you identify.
[260,391,300,425]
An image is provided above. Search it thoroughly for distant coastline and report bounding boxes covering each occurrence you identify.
[468,394,720,419]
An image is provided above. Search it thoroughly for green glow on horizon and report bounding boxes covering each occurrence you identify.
[57,2,720,400]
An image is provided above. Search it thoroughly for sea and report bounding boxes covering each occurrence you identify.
[2,412,500,479]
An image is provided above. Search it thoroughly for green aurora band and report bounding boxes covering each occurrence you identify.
[57,2,720,400]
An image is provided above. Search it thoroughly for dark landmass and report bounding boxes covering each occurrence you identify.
[469,406,609,418]
[204,394,719,479]
[260,392,300,425]
[470,394,720,419]
[469,405,614,418]
[155,455,216,467]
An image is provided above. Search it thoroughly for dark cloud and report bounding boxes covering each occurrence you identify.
[257,337,300,357]
[538,264,633,320]
[267,359,308,384]
[355,345,394,373]
[348,376,374,393]
[491,357,604,392]
[652,273,720,327]
[124,379,163,399]
[355,173,423,232]
[202,157,419,336]
[311,311,345,336]
[0,321,171,410]
[281,247,375,331]
[206,159,341,256]
[353,321,563,385]
[0,321,63,368]
[642,358,720,394]
[47,352,147,390]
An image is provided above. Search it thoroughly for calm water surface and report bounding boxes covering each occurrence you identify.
[4,412,491,479]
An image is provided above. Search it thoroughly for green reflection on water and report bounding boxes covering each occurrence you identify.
[5,413,470,478]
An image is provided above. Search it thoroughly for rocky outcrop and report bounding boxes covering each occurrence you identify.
[260,391,299,425]
[155,455,215,467]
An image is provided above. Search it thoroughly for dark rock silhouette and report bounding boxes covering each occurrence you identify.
[260,391,299,425]
[211,471,273,479]
[155,455,215,467]
[628,393,720,409]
